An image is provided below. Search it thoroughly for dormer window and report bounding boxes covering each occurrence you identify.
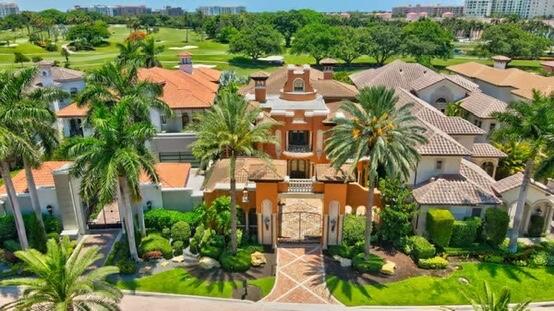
[293,78,305,92]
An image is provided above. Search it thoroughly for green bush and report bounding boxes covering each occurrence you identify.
[409,236,436,260]
[483,208,509,246]
[200,234,225,259]
[116,259,138,274]
[418,256,448,269]
[0,215,16,241]
[326,244,352,259]
[139,234,172,259]
[43,215,62,234]
[342,214,365,246]
[161,228,171,239]
[144,208,200,232]
[3,240,20,252]
[219,249,251,272]
[171,221,191,242]
[450,218,481,247]
[482,254,505,264]
[47,232,60,241]
[530,251,548,267]
[527,214,545,238]
[172,240,184,256]
[23,214,48,252]
[426,209,454,247]
[352,253,385,273]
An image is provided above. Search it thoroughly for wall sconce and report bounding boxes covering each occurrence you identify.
[330,218,337,232]
[46,205,53,216]
[146,201,153,211]
[264,216,270,231]
[242,187,249,203]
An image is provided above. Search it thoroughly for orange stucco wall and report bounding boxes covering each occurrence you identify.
[254,182,280,214]
[203,189,257,211]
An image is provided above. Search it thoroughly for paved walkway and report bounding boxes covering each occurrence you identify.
[263,245,338,304]
[80,229,121,268]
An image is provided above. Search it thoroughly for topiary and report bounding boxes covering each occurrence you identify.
[352,253,385,273]
[450,218,481,247]
[171,221,191,242]
[409,236,436,260]
[426,208,454,247]
[483,208,510,246]
[219,249,251,272]
[161,227,171,239]
[172,240,184,256]
[417,256,448,269]
[139,234,172,259]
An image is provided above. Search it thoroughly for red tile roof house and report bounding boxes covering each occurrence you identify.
[0,162,199,237]
[56,53,221,166]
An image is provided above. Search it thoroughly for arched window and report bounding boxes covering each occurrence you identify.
[293,78,305,92]
[481,162,495,177]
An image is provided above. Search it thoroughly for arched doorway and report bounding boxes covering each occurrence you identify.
[481,162,495,177]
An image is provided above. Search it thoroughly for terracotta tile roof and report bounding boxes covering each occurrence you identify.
[447,62,554,100]
[445,74,480,91]
[140,163,191,189]
[240,66,358,99]
[413,174,501,206]
[460,91,508,119]
[314,164,354,182]
[192,67,221,83]
[459,158,497,193]
[56,103,89,118]
[138,67,220,110]
[203,158,287,192]
[0,161,71,195]
[471,143,507,158]
[493,172,553,194]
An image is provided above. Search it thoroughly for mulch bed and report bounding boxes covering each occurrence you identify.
[324,245,456,285]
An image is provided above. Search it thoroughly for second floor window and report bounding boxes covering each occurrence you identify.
[293,78,305,92]
[182,113,190,128]
[435,160,444,171]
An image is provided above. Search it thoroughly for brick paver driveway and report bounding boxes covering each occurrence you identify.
[263,245,338,304]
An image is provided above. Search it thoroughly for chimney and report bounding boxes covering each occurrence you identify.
[251,71,269,103]
[492,55,511,70]
[320,58,337,80]
[179,52,193,74]
[37,60,54,87]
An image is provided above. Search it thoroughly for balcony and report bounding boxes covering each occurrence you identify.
[287,144,311,153]
[288,179,313,193]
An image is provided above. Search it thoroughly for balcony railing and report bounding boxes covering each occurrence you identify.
[288,179,313,193]
[287,144,311,153]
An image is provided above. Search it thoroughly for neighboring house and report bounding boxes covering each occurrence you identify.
[0,161,203,237]
[56,53,221,165]
[447,56,554,103]
[457,91,507,138]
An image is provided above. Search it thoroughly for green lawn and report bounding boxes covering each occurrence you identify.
[327,263,554,306]
[0,26,543,77]
[115,268,275,299]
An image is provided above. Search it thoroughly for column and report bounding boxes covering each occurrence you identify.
[322,214,329,249]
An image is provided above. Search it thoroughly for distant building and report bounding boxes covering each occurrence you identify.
[0,2,19,18]
[392,4,464,17]
[74,4,151,16]
[464,0,554,18]
[197,6,246,16]
[74,5,115,17]
[160,6,183,16]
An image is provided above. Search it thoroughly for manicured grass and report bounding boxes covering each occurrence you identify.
[115,268,275,299]
[326,263,554,306]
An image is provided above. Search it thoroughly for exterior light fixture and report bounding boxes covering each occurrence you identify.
[146,201,153,211]
[242,187,249,203]
[46,205,53,216]
[264,216,270,231]
[330,218,337,232]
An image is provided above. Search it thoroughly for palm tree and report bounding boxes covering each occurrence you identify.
[62,104,159,261]
[464,281,530,311]
[140,36,164,68]
[492,91,554,253]
[0,238,122,310]
[325,86,427,258]
[190,92,277,254]
[116,40,142,66]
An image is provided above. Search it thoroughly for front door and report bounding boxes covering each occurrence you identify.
[289,159,309,179]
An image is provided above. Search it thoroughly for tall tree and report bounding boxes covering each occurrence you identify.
[325,86,427,258]
[272,11,303,48]
[332,26,363,66]
[361,24,403,66]
[228,23,282,60]
[402,19,453,66]
[0,238,122,310]
[190,92,276,254]
[479,23,549,59]
[140,36,164,68]
[491,91,554,253]
[291,23,339,64]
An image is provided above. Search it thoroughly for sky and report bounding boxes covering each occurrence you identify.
[12,0,465,12]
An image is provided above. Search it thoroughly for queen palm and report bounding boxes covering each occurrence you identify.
[0,237,122,310]
[140,36,164,68]
[116,40,142,66]
[62,103,159,261]
[325,86,427,258]
[492,91,554,253]
[190,92,277,254]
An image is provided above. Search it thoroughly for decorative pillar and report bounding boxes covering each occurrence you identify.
[272,213,278,248]
[257,213,263,244]
[322,214,329,249]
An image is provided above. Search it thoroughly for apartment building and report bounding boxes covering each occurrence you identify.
[464,0,554,18]
[392,4,464,17]
[0,2,18,18]
[197,6,246,16]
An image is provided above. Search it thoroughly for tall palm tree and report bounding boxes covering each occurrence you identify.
[325,86,427,258]
[190,92,277,254]
[492,91,554,253]
[464,281,530,311]
[140,36,164,68]
[116,40,142,66]
[0,238,122,310]
[62,104,159,261]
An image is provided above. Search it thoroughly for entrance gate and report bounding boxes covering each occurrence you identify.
[279,200,322,243]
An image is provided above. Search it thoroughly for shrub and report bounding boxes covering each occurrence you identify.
[143,251,163,261]
[326,244,352,259]
[483,208,509,246]
[31,56,43,63]
[219,249,251,272]
[0,215,16,241]
[200,234,225,259]
[172,240,184,256]
[418,256,448,269]
[527,214,545,238]
[139,234,172,259]
[144,208,200,232]
[117,259,138,274]
[482,254,505,264]
[43,215,62,234]
[450,218,481,247]
[352,253,385,273]
[47,232,60,241]
[376,178,417,246]
[161,228,171,239]
[426,209,454,247]
[171,221,191,242]
[23,214,48,252]
[530,251,548,267]
[3,240,20,252]
[513,259,528,267]
[200,245,223,259]
[409,236,436,260]
[342,214,365,246]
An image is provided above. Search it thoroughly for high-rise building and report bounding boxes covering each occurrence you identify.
[392,4,465,17]
[464,0,554,18]
[197,6,246,16]
[74,4,151,16]
[160,6,183,16]
[0,2,19,18]
[74,5,115,16]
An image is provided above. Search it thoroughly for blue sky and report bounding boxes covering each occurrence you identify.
[14,0,464,12]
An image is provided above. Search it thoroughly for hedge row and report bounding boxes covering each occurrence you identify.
[144,208,200,232]
[483,208,509,246]
[450,218,481,247]
[426,208,454,248]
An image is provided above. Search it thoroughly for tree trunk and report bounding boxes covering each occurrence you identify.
[508,158,534,253]
[244,209,249,237]
[23,159,46,233]
[137,204,146,237]
[1,161,29,249]
[119,177,140,261]
[229,154,238,254]
[365,178,375,259]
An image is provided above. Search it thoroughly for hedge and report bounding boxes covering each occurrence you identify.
[410,236,436,260]
[171,221,191,242]
[219,249,252,272]
[483,208,509,246]
[418,256,448,269]
[144,208,200,232]
[528,214,545,238]
[352,253,385,273]
[426,209,454,248]
[139,234,172,259]
[342,214,366,246]
[450,218,481,247]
